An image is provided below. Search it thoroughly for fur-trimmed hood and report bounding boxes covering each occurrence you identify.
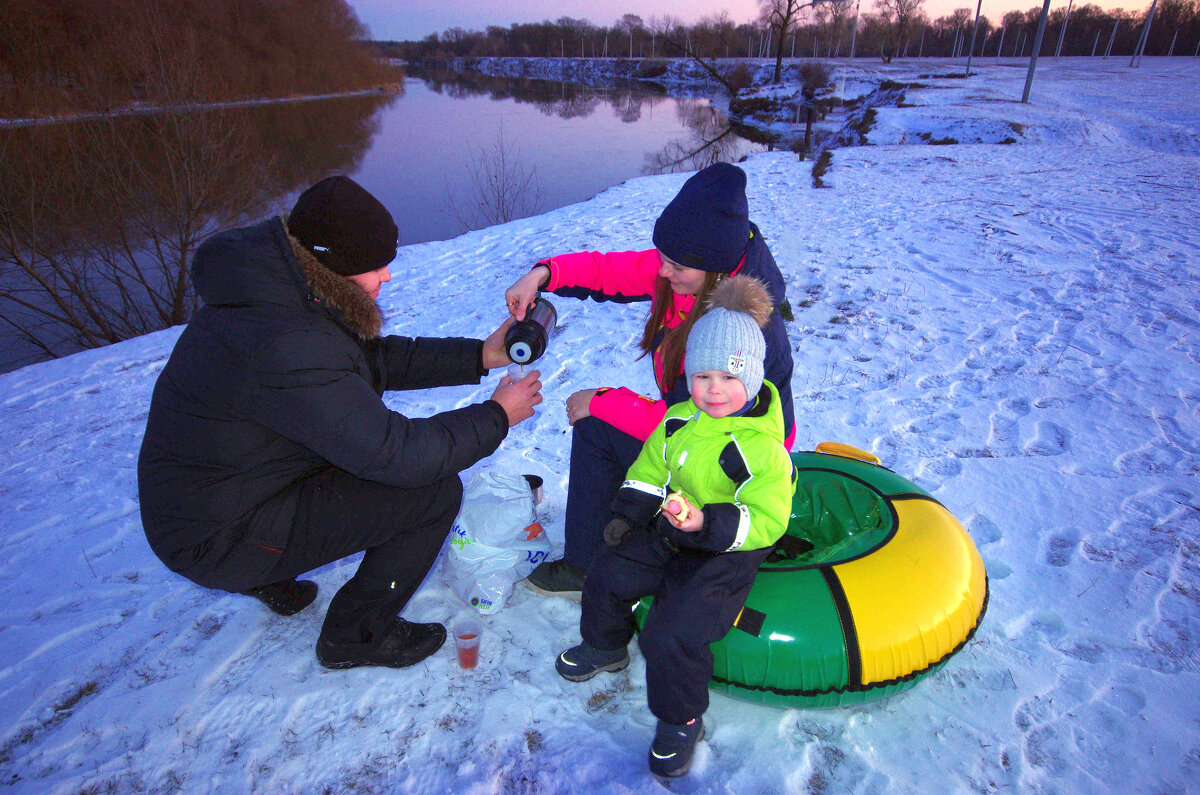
[287,233,382,338]
[190,216,381,338]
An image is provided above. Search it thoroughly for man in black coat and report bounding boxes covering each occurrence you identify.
[137,176,542,669]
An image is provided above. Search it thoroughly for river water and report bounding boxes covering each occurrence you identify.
[339,72,767,245]
[0,71,765,372]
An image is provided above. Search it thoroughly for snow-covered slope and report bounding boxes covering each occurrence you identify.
[1,58,1197,793]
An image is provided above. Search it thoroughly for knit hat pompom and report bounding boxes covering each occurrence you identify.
[652,162,751,273]
[685,276,772,399]
[704,274,772,329]
[288,176,398,277]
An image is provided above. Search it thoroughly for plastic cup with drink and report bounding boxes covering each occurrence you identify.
[453,617,482,670]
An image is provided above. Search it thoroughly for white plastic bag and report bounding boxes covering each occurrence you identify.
[444,470,550,615]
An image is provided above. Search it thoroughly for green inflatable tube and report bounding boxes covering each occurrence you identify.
[634,449,989,708]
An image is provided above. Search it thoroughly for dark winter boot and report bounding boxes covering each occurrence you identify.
[316,617,446,670]
[242,579,318,616]
[525,559,586,600]
[648,717,705,778]
[555,642,630,682]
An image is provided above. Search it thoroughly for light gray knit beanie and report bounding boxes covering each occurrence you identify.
[685,275,773,399]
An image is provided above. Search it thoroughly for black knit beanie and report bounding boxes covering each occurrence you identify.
[287,176,398,276]
[652,162,751,273]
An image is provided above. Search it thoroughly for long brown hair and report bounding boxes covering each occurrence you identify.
[638,271,723,395]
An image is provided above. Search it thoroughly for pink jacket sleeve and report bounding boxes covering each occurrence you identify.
[539,249,676,441]
[542,249,661,298]
[588,387,667,442]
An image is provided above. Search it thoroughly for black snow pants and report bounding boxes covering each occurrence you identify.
[580,526,771,725]
[563,416,645,570]
[197,466,462,643]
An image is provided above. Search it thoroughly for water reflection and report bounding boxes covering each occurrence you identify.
[410,68,767,174]
[0,93,395,371]
[0,71,768,371]
[416,67,667,124]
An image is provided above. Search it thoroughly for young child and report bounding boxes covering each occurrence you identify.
[554,275,796,778]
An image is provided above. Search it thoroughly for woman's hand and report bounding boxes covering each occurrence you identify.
[504,265,550,320]
[663,494,703,533]
[481,316,515,370]
[565,388,598,426]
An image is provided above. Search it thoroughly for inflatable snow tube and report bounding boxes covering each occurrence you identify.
[634,443,988,709]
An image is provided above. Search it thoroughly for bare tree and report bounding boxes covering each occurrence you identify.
[760,0,823,83]
[649,16,741,94]
[875,0,928,58]
[616,13,643,57]
[645,100,745,174]
[0,109,273,365]
[814,0,857,56]
[445,124,544,231]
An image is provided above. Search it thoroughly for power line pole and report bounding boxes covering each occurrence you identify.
[850,0,861,59]
[1054,0,1075,59]
[966,0,985,75]
[1131,0,1158,67]
[1022,0,1054,102]
[1104,14,1120,57]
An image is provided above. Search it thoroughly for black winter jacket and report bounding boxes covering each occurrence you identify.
[138,217,507,581]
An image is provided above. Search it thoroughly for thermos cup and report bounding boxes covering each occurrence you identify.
[505,297,557,365]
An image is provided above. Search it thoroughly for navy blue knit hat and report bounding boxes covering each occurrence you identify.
[652,162,751,273]
[288,176,398,277]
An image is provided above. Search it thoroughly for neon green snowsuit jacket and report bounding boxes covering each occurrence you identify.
[615,380,796,553]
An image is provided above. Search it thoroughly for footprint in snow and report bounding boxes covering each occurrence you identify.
[1025,421,1069,457]
[1043,529,1079,568]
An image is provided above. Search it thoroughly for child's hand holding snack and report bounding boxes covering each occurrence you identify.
[663,493,703,532]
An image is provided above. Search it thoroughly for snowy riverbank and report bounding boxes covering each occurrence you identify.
[1,58,1198,793]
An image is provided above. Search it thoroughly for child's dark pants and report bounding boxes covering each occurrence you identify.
[580,526,770,725]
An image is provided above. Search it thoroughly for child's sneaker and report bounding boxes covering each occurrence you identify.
[554,642,630,681]
[648,717,705,778]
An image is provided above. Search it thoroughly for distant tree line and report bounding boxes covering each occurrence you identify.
[0,0,397,118]
[909,0,1199,59]
[377,1,1199,66]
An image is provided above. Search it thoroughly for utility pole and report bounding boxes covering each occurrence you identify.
[1054,0,1075,59]
[966,0,985,75]
[997,23,1007,59]
[1131,0,1158,67]
[1022,0,1054,102]
[1105,14,1120,57]
[850,0,861,59]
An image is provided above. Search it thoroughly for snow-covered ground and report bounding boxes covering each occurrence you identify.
[1,58,1197,793]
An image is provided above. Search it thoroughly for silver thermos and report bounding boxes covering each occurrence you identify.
[505,297,557,365]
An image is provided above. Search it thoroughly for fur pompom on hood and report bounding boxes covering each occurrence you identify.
[705,275,773,329]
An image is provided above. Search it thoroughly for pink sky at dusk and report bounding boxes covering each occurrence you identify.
[348,0,1139,42]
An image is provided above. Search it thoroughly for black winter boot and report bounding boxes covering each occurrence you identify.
[648,717,705,778]
[316,617,446,669]
[525,559,586,600]
[555,642,630,681]
[243,579,318,616]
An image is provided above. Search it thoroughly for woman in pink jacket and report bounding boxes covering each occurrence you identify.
[504,163,795,597]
